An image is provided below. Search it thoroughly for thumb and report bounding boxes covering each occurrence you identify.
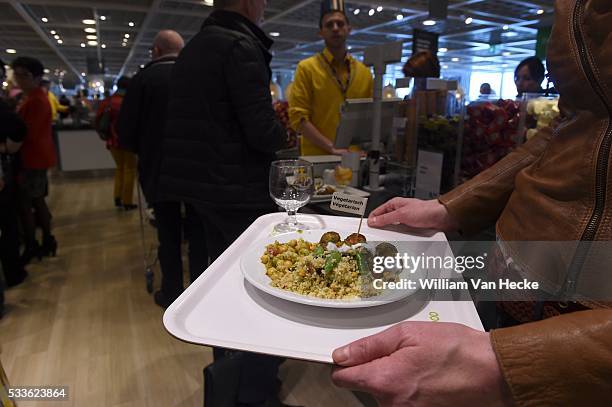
[333,323,410,366]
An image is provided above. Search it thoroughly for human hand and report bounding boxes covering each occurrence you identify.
[368,198,457,232]
[332,322,512,407]
[330,147,350,156]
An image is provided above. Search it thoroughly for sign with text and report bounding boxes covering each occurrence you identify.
[415,150,443,199]
[331,192,368,216]
[412,29,439,55]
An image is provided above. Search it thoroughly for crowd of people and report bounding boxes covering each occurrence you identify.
[1,0,610,405]
[0,57,58,318]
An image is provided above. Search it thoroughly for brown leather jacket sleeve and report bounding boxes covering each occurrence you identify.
[491,309,612,406]
[438,128,553,235]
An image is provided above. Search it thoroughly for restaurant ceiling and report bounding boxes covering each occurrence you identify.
[0,0,554,87]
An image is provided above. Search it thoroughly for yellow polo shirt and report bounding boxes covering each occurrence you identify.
[289,48,373,156]
[47,91,68,121]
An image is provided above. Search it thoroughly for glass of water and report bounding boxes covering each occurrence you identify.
[269,160,314,233]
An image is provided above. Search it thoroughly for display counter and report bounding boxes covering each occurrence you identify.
[57,129,115,172]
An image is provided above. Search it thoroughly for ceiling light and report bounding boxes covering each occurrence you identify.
[502,51,511,56]
[503,24,509,30]
[140,64,145,68]
[50,30,56,35]
[54,34,60,39]
[451,57,460,62]
[84,28,96,33]
[438,47,448,53]
[423,19,436,26]
[81,72,86,76]
[502,63,509,68]
[353,8,360,15]
[442,65,449,69]
[2,81,8,88]
[536,9,544,15]
[57,39,63,44]
[80,43,86,47]
[87,41,98,46]
[129,21,135,27]
[44,68,50,73]
[347,45,353,50]
[376,6,383,12]
[101,44,107,48]
[124,33,130,38]
[465,17,473,24]
[100,15,106,21]
[269,32,280,37]
[82,19,96,25]
[6,49,16,54]
[502,31,518,37]
[41,17,48,23]
[121,43,127,47]
[396,14,404,21]
[368,9,375,16]
[86,35,97,40]
[203,0,214,5]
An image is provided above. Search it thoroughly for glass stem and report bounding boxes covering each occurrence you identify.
[286,209,297,226]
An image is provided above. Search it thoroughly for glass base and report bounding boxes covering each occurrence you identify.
[273,221,310,233]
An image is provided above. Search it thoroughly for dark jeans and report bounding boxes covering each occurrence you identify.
[0,187,26,286]
[154,201,207,301]
[196,205,282,405]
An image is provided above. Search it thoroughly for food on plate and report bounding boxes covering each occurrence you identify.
[375,242,398,257]
[345,233,367,246]
[315,184,336,196]
[319,231,341,245]
[260,232,399,300]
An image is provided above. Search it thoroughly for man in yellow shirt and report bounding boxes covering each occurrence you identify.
[289,9,373,156]
[41,79,68,122]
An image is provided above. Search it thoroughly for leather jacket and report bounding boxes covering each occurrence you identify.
[439,0,612,404]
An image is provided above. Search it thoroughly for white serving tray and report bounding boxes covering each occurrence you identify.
[163,213,483,364]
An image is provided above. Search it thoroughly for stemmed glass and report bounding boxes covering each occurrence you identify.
[269,160,314,232]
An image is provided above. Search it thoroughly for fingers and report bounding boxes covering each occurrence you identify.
[368,210,402,227]
[368,198,405,227]
[332,323,407,366]
[332,361,382,394]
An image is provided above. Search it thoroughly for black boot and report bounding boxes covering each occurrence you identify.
[41,235,58,257]
[21,241,42,265]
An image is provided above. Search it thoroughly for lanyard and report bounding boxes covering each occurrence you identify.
[319,52,351,99]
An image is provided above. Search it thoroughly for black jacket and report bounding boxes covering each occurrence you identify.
[158,10,286,209]
[117,56,178,203]
[0,97,25,194]
[0,98,26,145]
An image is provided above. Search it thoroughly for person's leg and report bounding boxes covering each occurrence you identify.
[109,148,124,206]
[197,206,282,405]
[153,201,184,304]
[184,203,208,283]
[18,179,39,264]
[0,191,27,286]
[121,150,137,207]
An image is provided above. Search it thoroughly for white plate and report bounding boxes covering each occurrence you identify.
[240,228,421,308]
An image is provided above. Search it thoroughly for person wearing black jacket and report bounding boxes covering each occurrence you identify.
[158,0,286,405]
[0,60,27,317]
[117,30,207,308]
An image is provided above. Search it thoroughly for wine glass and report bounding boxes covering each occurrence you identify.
[269,160,314,232]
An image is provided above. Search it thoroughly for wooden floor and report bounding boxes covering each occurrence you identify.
[0,174,363,407]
